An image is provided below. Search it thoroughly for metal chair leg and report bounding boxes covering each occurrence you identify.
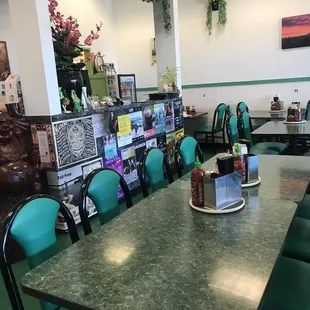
[212,133,216,154]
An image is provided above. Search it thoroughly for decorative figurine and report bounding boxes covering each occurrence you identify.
[71,90,82,113]
[59,87,71,113]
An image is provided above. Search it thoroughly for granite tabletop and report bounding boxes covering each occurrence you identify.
[170,154,310,202]
[22,187,296,310]
[250,111,286,120]
[252,120,310,136]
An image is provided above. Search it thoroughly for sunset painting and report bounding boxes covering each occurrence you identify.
[282,13,310,49]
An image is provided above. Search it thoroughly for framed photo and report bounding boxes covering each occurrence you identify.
[0,41,11,81]
[81,158,103,179]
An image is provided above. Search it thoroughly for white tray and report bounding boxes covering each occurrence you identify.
[283,120,306,124]
[189,197,245,214]
[242,176,261,188]
[268,110,285,113]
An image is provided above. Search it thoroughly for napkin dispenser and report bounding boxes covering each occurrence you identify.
[244,154,259,183]
[203,172,242,210]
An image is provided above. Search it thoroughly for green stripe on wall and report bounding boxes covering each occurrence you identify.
[136,76,310,92]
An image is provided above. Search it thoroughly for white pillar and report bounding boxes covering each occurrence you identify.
[153,0,182,94]
[8,0,61,116]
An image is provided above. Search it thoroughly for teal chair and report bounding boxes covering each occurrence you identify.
[305,100,310,121]
[175,135,204,177]
[0,194,79,310]
[239,111,288,154]
[280,183,310,263]
[79,168,133,235]
[236,101,249,117]
[139,147,173,198]
[226,104,233,117]
[259,256,310,309]
[226,115,277,154]
[194,103,227,154]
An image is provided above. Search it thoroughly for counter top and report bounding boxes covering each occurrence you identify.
[170,154,310,202]
[22,186,296,309]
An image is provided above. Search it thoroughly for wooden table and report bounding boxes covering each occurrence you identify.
[21,155,303,310]
[252,121,310,154]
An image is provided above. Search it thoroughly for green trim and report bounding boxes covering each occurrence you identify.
[136,77,310,92]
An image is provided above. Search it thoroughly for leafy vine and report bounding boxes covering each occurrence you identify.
[142,0,172,33]
[206,0,227,35]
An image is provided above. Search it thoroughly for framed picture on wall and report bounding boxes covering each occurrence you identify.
[0,41,11,81]
[282,13,310,49]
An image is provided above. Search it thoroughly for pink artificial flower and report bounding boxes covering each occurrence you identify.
[84,35,93,46]
[97,51,102,56]
[91,30,99,40]
[87,53,95,61]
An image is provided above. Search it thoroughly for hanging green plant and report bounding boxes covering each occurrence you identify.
[206,0,227,35]
[142,0,172,33]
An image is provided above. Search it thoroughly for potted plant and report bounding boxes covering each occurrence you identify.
[160,67,180,97]
[48,0,102,112]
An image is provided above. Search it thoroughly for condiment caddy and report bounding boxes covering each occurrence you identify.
[190,145,261,214]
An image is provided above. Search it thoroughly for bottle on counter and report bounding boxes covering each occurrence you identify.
[233,144,246,183]
[191,156,206,207]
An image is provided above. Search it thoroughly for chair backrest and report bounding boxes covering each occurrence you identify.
[212,103,227,132]
[306,100,310,121]
[226,105,233,117]
[79,168,133,235]
[175,136,204,177]
[139,148,173,198]
[239,111,254,146]
[0,194,79,310]
[236,101,249,116]
[226,115,240,149]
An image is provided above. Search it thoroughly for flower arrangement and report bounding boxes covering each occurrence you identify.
[48,0,102,70]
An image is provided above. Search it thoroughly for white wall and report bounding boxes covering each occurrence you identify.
[114,0,310,112]
[114,0,157,91]
[0,0,19,73]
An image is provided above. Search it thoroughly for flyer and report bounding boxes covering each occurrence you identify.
[103,152,124,200]
[121,146,139,190]
[135,142,146,165]
[165,101,175,133]
[31,124,57,171]
[143,105,156,138]
[157,135,167,153]
[146,138,157,149]
[154,103,165,134]
[103,133,117,158]
[108,111,119,134]
[130,111,144,141]
[117,114,132,148]
[174,100,183,129]
[166,131,176,164]
[175,128,185,143]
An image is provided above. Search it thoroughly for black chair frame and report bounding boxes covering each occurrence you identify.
[0,194,79,310]
[79,167,133,236]
[194,103,227,154]
[138,147,173,198]
[236,101,249,117]
[175,135,204,178]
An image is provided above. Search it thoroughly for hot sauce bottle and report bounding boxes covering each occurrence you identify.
[191,157,206,207]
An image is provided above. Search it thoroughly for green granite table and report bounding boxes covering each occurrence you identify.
[250,111,286,121]
[171,154,310,202]
[22,185,297,309]
[252,121,310,154]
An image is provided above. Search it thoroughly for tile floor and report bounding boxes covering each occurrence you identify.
[0,148,214,310]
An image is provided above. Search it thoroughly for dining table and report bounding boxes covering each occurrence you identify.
[21,154,309,310]
[250,111,286,122]
[252,121,310,154]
